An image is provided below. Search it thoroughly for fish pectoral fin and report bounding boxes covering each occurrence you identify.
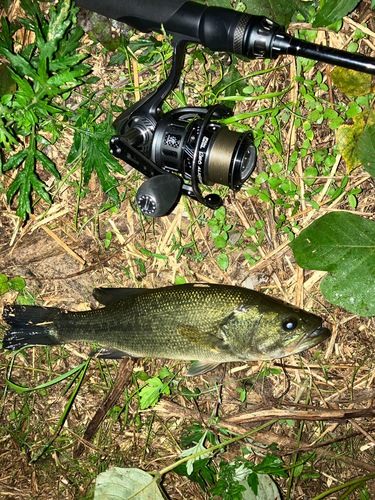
[89,346,140,359]
[186,361,221,377]
[93,287,148,306]
[178,325,224,351]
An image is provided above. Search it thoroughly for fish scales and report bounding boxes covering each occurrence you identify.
[49,285,255,361]
[2,284,331,376]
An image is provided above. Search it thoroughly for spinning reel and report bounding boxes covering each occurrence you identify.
[109,39,256,216]
[76,0,375,217]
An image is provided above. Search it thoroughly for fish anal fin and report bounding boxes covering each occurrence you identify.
[93,287,147,306]
[178,325,224,351]
[89,346,141,359]
[187,361,221,377]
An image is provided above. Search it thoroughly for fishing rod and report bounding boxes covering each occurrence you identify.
[76,0,375,217]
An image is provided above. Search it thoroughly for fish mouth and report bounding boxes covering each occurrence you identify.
[293,325,331,354]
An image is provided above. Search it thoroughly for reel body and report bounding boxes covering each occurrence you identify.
[110,39,257,217]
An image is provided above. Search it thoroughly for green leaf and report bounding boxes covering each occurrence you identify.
[358,122,375,177]
[175,275,187,285]
[0,47,39,81]
[94,467,166,500]
[289,212,375,316]
[215,235,227,248]
[313,0,361,28]
[2,148,28,172]
[173,458,216,491]
[217,253,229,270]
[139,377,170,409]
[36,1,71,67]
[35,150,60,179]
[244,227,257,237]
[0,274,10,295]
[76,122,125,205]
[9,277,25,291]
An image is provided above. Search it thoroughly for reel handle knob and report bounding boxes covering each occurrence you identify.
[136,174,182,217]
[204,193,222,209]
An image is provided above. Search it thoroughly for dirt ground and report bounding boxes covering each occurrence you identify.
[1,2,375,499]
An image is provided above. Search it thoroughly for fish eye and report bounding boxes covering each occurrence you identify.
[282,317,298,331]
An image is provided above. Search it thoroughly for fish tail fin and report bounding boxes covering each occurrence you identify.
[2,305,62,351]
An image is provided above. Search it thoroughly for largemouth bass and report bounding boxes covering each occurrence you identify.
[2,284,330,376]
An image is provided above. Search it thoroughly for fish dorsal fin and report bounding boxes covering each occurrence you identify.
[186,361,221,377]
[93,287,148,306]
[178,325,226,351]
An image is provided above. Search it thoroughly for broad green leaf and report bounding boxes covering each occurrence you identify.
[217,253,229,270]
[239,0,301,27]
[9,277,25,291]
[313,0,360,28]
[289,212,375,316]
[239,473,281,499]
[358,122,375,178]
[330,67,374,97]
[94,467,167,500]
[337,109,374,172]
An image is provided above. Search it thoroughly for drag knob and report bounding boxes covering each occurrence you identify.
[136,174,182,217]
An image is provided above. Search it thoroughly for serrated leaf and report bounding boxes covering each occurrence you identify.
[330,67,374,97]
[337,109,374,172]
[38,1,71,63]
[0,47,39,81]
[94,467,166,500]
[46,65,91,90]
[139,377,170,410]
[78,123,125,205]
[35,150,60,179]
[358,122,375,177]
[313,0,360,28]
[3,148,29,172]
[289,212,375,317]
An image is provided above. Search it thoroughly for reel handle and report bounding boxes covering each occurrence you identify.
[136,174,182,217]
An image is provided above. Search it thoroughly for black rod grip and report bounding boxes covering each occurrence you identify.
[75,0,188,29]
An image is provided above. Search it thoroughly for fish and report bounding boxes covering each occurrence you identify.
[2,283,330,377]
